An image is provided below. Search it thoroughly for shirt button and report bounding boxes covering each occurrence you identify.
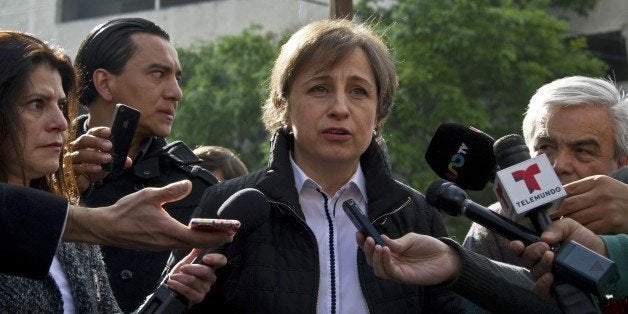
[120,270,133,281]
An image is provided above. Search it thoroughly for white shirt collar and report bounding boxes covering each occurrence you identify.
[289,152,368,201]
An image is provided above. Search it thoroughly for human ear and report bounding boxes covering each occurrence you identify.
[92,69,114,102]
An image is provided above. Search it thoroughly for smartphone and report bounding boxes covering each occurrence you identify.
[102,104,140,175]
[342,199,387,247]
[189,218,241,234]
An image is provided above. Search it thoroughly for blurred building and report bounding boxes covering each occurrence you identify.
[1,0,626,85]
[0,0,329,58]
[558,0,628,86]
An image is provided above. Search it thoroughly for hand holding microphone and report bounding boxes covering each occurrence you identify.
[424,124,617,312]
[507,218,610,300]
[492,134,617,313]
[139,188,270,313]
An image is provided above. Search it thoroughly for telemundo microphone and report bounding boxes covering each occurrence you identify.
[138,188,270,314]
[491,134,566,229]
[492,134,618,312]
[424,123,544,243]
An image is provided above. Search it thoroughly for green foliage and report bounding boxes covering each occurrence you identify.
[170,25,283,171]
[171,2,606,239]
[356,0,606,240]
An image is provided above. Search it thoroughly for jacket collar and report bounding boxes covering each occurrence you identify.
[258,128,410,220]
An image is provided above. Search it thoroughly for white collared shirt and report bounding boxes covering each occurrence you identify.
[290,154,369,314]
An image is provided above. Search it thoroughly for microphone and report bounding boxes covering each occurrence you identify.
[492,134,566,224]
[427,178,618,302]
[425,123,496,191]
[492,135,617,312]
[139,188,270,314]
[426,179,540,245]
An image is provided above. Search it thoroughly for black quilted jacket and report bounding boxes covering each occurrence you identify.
[189,129,465,314]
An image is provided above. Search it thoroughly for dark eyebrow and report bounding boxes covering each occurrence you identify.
[567,138,601,150]
[306,74,375,88]
[148,63,182,80]
[25,92,62,102]
[148,63,171,72]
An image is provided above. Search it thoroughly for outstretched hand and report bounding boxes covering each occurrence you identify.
[65,180,235,250]
[356,232,461,286]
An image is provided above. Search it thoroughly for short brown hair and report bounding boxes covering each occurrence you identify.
[262,19,398,135]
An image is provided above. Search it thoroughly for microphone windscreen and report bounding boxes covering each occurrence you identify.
[425,123,496,191]
[425,178,448,207]
[493,134,530,169]
[217,188,270,237]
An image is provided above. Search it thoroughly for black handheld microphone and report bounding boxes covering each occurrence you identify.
[425,123,496,191]
[426,179,540,245]
[138,188,270,314]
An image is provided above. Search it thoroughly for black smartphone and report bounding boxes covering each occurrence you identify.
[101,104,140,175]
[342,199,387,247]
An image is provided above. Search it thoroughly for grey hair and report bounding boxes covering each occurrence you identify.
[522,76,628,159]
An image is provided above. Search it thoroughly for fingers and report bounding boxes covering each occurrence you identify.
[532,272,555,300]
[151,180,193,205]
[562,175,598,196]
[370,241,390,279]
[167,264,213,305]
[529,250,554,281]
[362,235,392,280]
[167,252,227,306]
[506,240,525,257]
[67,127,114,187]
[519,242,551,269]
[69,128,112,161]
[550,176,600,219]
[201,253,228,268]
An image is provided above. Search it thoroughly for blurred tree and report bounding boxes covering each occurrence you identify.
[355,0,607,239]
[170,25,281,171]
[171,0,607,240]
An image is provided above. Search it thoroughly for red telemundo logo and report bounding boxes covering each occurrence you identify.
[511,163,541,193]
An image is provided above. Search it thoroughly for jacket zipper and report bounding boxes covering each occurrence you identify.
[359,196,412,313]
[371,197,412,225]
[268,196,412,313]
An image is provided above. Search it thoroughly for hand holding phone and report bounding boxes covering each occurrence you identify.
[342,199,387,247]
[102,104,140,175]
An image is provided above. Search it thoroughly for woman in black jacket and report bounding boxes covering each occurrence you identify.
[189,19,464,313]
[189,19,557,314]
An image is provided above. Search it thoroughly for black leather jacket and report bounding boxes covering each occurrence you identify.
[189,129,465,313]
[77,115,217,312]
